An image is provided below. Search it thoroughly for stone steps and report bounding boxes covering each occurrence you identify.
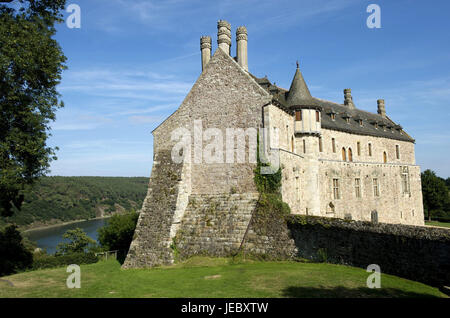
[176,192,259,257]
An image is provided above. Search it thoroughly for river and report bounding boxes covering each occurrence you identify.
[23,218,110,254]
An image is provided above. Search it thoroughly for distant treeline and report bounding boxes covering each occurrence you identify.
[0,176,149,229]
[421,170,450,222]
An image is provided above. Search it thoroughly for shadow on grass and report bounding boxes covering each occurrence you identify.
[117,251,127,265]
[282,286,441,298]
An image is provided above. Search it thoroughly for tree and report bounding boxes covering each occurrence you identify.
[0,0,67,217]
[55,228,97,255]
[0,225,33,276]
[98,211,139,263]
[421,170,449,221]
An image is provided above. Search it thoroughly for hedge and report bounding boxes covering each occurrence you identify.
[32,252,99,270]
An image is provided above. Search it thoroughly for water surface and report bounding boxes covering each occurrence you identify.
[24,218,109,254]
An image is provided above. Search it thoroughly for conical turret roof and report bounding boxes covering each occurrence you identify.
[286,62,317,107]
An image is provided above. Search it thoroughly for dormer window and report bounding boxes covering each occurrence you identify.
[374,123,378,129]
[342,113,351,123]
[331,113,336,121]
[359,119,363,126]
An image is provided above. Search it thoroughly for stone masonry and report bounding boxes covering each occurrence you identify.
[124,20,426,268]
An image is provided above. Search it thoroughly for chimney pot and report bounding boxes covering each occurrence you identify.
[236,26,248,71]
[200,36,212,72]
[377,99,386,117]
[217,20,231,55]
[344,88,355,108]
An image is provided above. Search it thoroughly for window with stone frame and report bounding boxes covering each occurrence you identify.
[357,141,361,156]
[295,110,302,121]
[373,178,380,197]
[332,138,336,153]
[333,178,340,199]
[396,145,400,159]
[355,178,361,198]
[368,143,372,156]
[316,110,320,122]
[319,137,323,152]
[401,166,410,194]
[291,136,294,152]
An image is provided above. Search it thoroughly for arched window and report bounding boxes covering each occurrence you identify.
[383,151,387,163]
[327,202,335,214]
[342,147,347,161]
[348,148,353,162]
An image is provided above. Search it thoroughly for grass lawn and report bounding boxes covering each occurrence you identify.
[425,220,450,228]
[0,257,446,298]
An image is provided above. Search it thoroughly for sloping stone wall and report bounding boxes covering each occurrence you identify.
[122,150,184,268]
[286,215,450,287]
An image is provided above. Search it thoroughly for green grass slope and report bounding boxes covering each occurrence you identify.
[425,220,450,228]
[0,257,446,298]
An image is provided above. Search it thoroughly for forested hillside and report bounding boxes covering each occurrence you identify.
[0,177,149,229]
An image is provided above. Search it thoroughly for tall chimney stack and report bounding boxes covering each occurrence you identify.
[217,20,231,55]
[200,36,211,72]
[377,99,386,117]
[236,26,248,71]
[344,89,355,108]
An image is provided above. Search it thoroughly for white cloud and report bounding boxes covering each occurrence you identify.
[60,68,192,98]
[51,123,100,131]
[128,115,165,124]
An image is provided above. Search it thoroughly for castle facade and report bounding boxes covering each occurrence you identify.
[123,21,424,268]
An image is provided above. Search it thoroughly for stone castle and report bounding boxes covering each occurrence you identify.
[123,20,424,268]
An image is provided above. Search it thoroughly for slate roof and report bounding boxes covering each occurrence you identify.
[251,73,414,143]
[285,64,318,107]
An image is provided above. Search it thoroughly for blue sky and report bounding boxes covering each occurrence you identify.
[38,0,450,177]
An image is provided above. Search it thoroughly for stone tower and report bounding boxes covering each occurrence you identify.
[285,62,322,215]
